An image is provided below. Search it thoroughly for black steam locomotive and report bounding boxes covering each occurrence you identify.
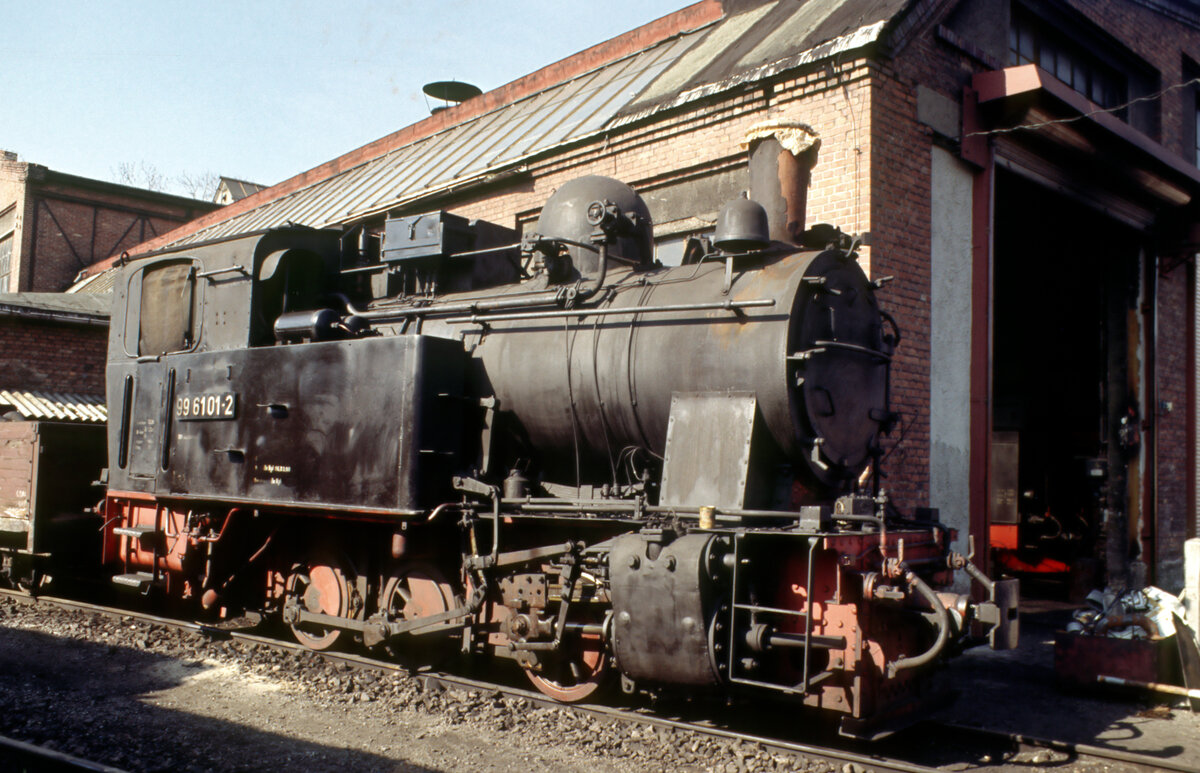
[25,175,1017,736]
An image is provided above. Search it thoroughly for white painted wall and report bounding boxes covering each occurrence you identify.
[929,146,976,573]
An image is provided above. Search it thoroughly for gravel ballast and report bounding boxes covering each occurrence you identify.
[0,597,831,772]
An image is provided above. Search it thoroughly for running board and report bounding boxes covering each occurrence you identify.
[112,572,162,592]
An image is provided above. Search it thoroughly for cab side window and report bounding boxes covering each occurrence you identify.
[137,260,200,355]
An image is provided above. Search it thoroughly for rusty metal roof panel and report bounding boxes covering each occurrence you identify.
[738,0,905,71]
[0,390,107,423]
[630,3,777,105]
[163,1,909,246]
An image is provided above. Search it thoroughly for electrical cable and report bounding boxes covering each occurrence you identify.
[965,75,1200,138]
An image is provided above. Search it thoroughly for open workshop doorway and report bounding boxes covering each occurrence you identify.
[989,169,1145,601]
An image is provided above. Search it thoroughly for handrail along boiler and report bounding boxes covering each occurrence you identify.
[98,175,1017,735]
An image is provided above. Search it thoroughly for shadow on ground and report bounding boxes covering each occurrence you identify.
[0,624,434,773]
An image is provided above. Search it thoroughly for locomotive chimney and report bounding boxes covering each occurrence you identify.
[745,122,819,246]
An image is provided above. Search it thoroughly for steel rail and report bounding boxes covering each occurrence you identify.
[0,732,129,773]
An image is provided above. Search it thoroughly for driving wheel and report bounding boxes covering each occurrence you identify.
[285,559,351,650]
[380,564,458,667]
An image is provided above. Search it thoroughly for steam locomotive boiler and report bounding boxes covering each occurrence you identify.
[90,175,1016,736]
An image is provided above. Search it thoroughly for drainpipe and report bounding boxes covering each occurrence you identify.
[1145,253,1158,583]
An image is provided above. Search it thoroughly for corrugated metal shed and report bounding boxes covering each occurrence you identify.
[154,0,906,249]
[0,390,107,423]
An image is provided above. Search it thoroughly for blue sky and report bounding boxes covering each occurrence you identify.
[3,1,688,196]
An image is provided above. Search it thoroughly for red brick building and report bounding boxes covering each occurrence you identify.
[0,152,218,294]
[122,0,1200,593]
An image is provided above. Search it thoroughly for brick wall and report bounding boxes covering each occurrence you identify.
[0,317,107,396]
[862,60,934,512]
[1065,0,1200,587]
[1066,0,1200,155]
[1,161,219,293]
[0,422,36,524]
[1155,263,1190,588]
[26,194,184,292]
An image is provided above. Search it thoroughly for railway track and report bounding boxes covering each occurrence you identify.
[0,732,128,773]
[0,588,1186,773]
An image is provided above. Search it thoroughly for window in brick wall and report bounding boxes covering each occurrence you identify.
[0,204,14,293]
[1009,1,1159,136]
[1009,9,1125,109]
[0,235,11,293]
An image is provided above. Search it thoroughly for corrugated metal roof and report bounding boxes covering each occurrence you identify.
[0,390,107,423]
[0,293,111,321]
[158,1,906,248]
[167,31,701,246]
[66,269,118,295]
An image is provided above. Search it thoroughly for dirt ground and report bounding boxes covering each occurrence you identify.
[919,601,1200,771]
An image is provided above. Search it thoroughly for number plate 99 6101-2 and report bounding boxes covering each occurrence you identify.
[176,393,238,421]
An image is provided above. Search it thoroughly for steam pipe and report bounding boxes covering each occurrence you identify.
[573,241,608,305]
[441,298,774,326]
[332,239,612,325]
[886,568,951,678]
[350,291,568,322]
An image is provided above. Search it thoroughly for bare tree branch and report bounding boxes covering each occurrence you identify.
[111,160,166,192]
[175,170,221,201]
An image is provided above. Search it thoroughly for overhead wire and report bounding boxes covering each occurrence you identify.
[964,75,1200,138]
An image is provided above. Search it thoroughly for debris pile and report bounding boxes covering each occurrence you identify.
[1066,586,1187,640]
